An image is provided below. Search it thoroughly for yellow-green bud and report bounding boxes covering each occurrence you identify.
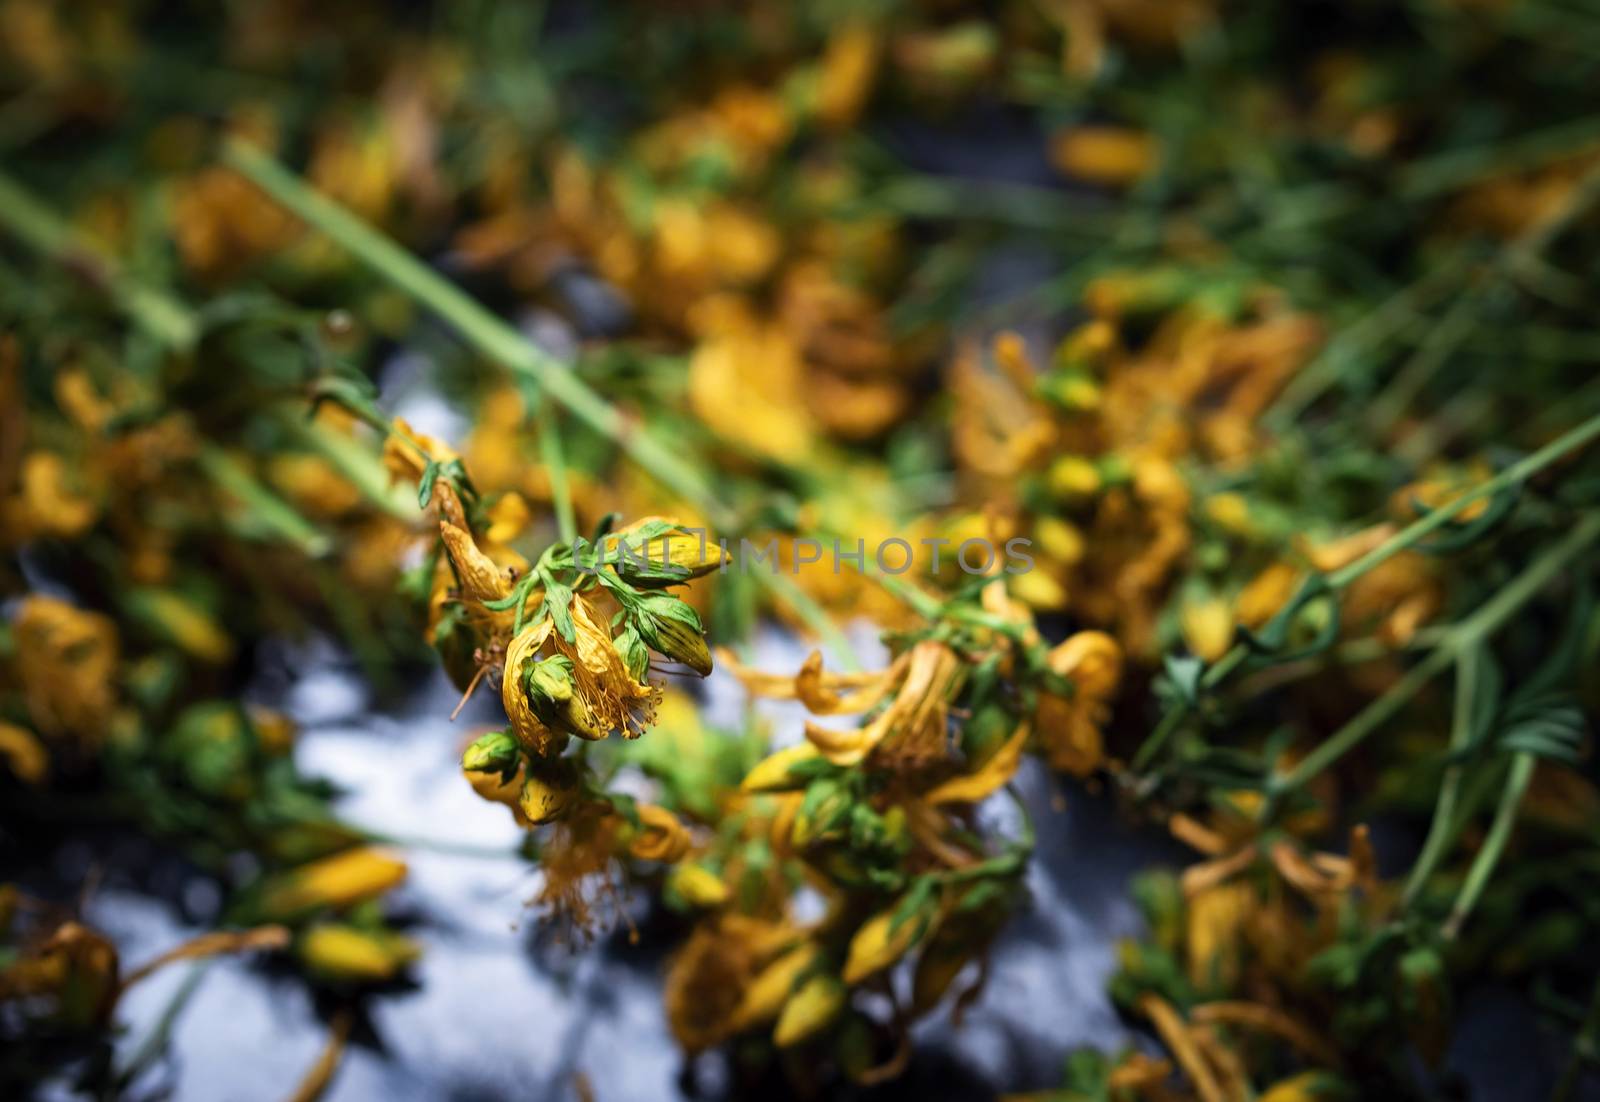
[631,594,713,676]
[774,974,846,1048]
[461,730,520,780]
[607,520,729,586]
[1046,455,1102,501]
[519,759,580,824]
[526,656,607,740]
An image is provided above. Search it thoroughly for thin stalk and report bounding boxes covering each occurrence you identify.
[224,140,725,526]
[1270,512,1600,801]
[1369,158,1600,438]
[287,416,418,521]
[224,140,860,667]
[516,377,576,545]
[1396,114,1600,200]
[1133,409,1600,775]
[538,404,576,545]
[1367,289,1480,437]
[195,444,330,557]
[1442,751,1534,939]
[1265,264,1451,429]
[1401,644,1480,907]
[0,170,198,351]
[114,962,209,1089]
[1267,645,1456,802]
[1326,409,1600,589]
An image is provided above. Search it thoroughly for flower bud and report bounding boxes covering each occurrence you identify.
[299,924,420,983]
[256,848,407,921]
[607,519,729,586]
[732,943,818,1030]
[741,743,823,793]
[1046,455,1102,501]
[632,595,713,676]
[843,903,934,985]
[461,730,520,780]
[525,655,607,741]
[667,863,730,908]
[774,974,846,1048]
[790,779,852,848]
[518,759,581,824]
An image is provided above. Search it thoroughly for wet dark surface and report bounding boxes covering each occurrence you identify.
[10,630,1598,1100]
[11,628,1165,1101]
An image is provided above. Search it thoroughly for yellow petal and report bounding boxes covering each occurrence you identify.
[298,925,420,983]
[926,723,1028,806]
[773,973,845,1048]
[732,943,817,1031]
[0,721,48,785]
[843,904,934,985]
[256,848,407,920]
[741,742,823,793]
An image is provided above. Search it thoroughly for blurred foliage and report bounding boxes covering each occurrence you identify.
[4,0,1600,1099]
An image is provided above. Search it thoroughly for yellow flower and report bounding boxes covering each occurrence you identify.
[518,759,582,825]
[688,324,815,465]
[501,620,562,755]
[816,22,880,128]
[256,848,407,921]
[665,917,795,1051]
[298,924,420,983]
[925,723,1028,806]
[17,451,98,538]
[1035,631,1122,776]
[773,973,846,1048]
[1186,881,1251,989]
[1051,126,1158,187]
[265,453,363,518]
[741,742,824,793]
[381,417,458,487]
[1180,595,1235,662]
[666,863,729,908]
[629,804,691,863]
[844,902,937,985]
[1046,455,1102,501]
[0,721,47,785]
[13,596,119,746]
[501,593,659,755]
[1236,562,1298,628]
[731,942,818,1031]
[438,520,513,606]
[803,641,964,768]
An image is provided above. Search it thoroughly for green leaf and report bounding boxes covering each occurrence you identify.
[417,459,441,508]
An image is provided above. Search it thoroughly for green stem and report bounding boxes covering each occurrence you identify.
[1269,512,1600,801]
[0,169,198,351]
[1443,751,1534,940]
[287,415,418,521]
[195,444,330,557]
[1132,409,1600,777]
[225,140,860,667]
[1268,644,1456,802]
[1265,264,1450,429]
[1396,114,1600,200]
[1401,644,1480,908]
[224,140,725,526]
[114,962,210,1088]
[1369,158,1600,437]
[516,377,577,545]
[1326,409,1600,590]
